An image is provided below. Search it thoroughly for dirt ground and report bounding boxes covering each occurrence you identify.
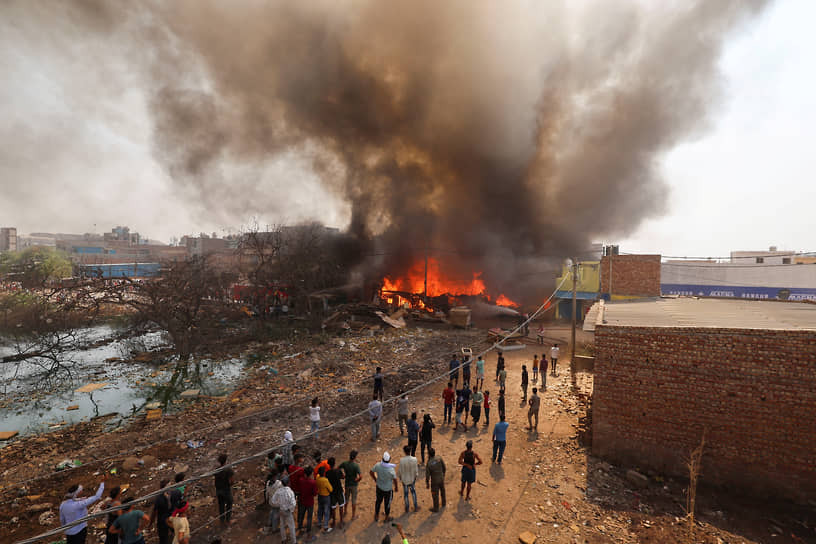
[1,324,814,544]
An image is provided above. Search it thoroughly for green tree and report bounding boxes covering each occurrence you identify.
[0,247,73,287]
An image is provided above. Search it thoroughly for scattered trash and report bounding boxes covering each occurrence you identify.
[186,440,205,449]
[56,460,81,470]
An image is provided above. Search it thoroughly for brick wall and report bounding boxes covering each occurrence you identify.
[600,254,661,297]
[593,326,816,501]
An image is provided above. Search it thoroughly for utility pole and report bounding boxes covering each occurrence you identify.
[423,247,429,304]
[570,258,578,390]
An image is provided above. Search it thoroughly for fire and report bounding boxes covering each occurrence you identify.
[380,257,519,309]
[495,294,519,308]
[382,258,486,297]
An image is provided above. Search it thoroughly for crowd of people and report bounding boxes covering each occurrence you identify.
[56,346,562,544]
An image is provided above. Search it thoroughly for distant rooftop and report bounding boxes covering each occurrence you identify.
[584,297,816,331]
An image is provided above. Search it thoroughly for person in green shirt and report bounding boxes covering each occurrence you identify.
[339,450,362,520]
[109,500,150,544]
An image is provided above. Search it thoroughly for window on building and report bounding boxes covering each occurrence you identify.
[783,257,791,264]
[755,257,764,264]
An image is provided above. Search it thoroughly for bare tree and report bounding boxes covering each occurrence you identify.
[100,256,237,362]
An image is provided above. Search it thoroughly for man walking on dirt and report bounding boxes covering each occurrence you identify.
[495,350,505,382]
[449,354,460,388]
[457,440,483,501]
[425,447,446,512]
[470,386,483,429]
[339,450,362,520]
[550,344,560,376]
[521,365,529,402]
[398,445,419,513]
[526,387,541,432]
[214,453,234,525]
[442,382,455,424]
[492,415,510,464]
[369,394,383,441]
[370,452,398,522]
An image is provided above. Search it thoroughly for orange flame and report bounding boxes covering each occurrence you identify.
[380,258,519,308]
[382,258,486,297]
[495,294,520,307]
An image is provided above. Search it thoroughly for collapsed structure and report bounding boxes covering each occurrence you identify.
[586,297,816,501]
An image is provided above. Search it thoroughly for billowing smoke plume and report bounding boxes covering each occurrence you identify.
[1,0,771,299]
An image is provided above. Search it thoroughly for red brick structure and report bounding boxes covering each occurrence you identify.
[593,325,816,501]
[600,254,660,297]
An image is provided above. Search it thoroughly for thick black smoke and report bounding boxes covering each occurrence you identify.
[2,0,771,300]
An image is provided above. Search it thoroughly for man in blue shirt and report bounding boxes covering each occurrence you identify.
[492,415,510,465]
[59,476,106,544]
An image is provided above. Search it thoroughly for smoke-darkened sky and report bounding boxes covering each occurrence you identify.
[2,0,811,264]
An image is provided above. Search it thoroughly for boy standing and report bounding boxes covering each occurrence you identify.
[521,365,529,402]
[442,382,455,424]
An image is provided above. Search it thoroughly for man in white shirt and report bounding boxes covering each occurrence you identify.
[397,445,419,513]
[550,344,560,376]
[271,479,297,544]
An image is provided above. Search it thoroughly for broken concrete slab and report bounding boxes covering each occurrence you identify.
[0,431,19,440]
[180,389,200,398]
[75,382,109,393]
[626,469,649,488]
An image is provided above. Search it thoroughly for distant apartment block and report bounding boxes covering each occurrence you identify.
[0,227,17,252]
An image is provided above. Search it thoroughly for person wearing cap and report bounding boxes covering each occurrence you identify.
[109,499,150,544]
[457,440,483,501]
[281,430,296,466]
[370,451,398,522]
[59,474,106,544]
[166,501,190,544]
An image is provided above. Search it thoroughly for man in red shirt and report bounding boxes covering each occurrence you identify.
[296,466,317,538]
[288,454,306,499]
[442,382,455,425]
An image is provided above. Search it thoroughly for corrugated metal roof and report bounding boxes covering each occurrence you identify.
[583,297,816,331]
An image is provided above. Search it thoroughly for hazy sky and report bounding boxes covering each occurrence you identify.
[0,0,812,258]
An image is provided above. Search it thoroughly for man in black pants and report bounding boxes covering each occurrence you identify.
[495,351,505,382]
[149,479,171,544]
[214,453,234,525]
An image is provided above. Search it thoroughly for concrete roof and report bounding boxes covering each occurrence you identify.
[584,297,816,331]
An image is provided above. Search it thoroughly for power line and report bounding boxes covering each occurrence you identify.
[12,276,568,544]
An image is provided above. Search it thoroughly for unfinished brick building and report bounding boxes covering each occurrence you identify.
[599,253,661,299]
[588,297,816,501]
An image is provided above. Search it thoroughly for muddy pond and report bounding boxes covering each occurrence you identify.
[0,324,247,440]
